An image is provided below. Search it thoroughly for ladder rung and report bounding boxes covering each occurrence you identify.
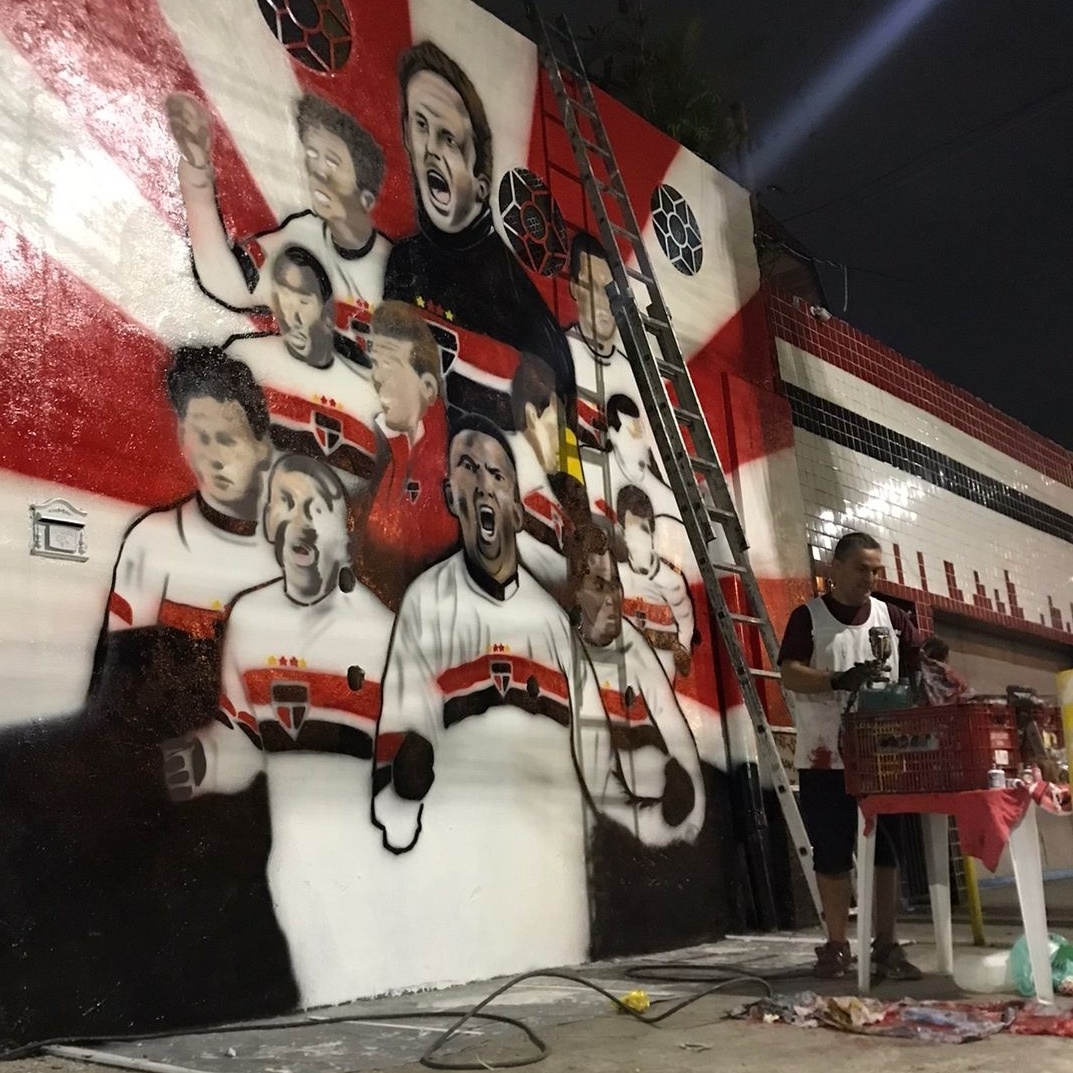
[688,455,722,476]
[580,138,612,160]
[706,502,738,523]
[711,561,748,575]
[625,266,655,286]
[655,357,683,379]
[729,613,765,626]
[596,180,628,202]
[609,221,640,240]
[640,313,671,333]
[748,668,782,680]
[564,95,597,120]
[672,406,703,426]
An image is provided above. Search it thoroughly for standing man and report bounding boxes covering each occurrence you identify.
[384,41,574,417]
[777,531,924,980]
[163,453,395,1009]
[371,415,627,978]
[166,91,390,331]
[566,232,645,450]
[224,246,381,488]
[569,524,705,844]
[97,346,277,713]
[616,486,694,682]
[356,300,456,609]
[507,353,590,598]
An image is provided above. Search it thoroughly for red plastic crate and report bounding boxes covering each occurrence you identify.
[842,703,1021,796]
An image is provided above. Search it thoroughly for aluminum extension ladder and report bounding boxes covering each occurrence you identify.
[528,6,822,923]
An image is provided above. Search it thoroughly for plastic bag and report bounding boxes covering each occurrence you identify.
[1009,933,1073,996]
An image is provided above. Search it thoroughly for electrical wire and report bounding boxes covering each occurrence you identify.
[0,965,777,1071]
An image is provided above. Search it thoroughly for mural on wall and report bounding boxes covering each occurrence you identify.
[0,0,774,1041]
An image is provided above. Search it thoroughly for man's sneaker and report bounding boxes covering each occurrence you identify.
[872,941,923,981]
[813,940,852,979]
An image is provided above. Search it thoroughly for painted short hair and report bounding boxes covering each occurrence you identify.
[268,452,346,507]
[398,40,494,183]
[165,346,269,439]
[273,245,333,305]
[616,484,654,527]
[509,352,559,431]
[448,412,517,478]
[832,531,882,561]
[569,231,610,283]
[606,392,641,433]
[369,300,442,388]
[566,522,619,596]
[295,93,385,196]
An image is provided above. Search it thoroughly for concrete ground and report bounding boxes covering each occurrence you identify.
[5,917,1073,1073]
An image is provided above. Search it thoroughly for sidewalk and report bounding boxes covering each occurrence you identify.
[6,922,1072,1073]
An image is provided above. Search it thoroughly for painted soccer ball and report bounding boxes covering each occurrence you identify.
[497,168,569,277]
[257,0,353,73]
[651,184,703,276]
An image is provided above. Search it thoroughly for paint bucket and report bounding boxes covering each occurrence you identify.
[953,947,1014,994]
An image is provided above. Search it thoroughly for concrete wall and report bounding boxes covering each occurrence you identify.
[0,0,805,1041]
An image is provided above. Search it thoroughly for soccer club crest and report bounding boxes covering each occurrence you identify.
[405,479,421,504]
[271,680,310,738]
[489,658,512,699]
[313,411,342,454]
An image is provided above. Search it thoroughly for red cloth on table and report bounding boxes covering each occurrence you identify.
[859,787,1031,872]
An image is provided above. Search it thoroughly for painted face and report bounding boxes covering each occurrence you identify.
[524,399,561,476]
[830,545,885,607]
[369,334,435,434]
[622,509,656,574]
[609,413,650,481]
[571,252,616,351]
[404,70,487,234]
[264,466,350,604]
[302,124,372,236]
[577,550,623,647]
[179,397,269,518]
[446,430,523,583]
[271,261,331,364]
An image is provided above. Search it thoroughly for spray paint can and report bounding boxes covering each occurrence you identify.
[987,768,1006,789]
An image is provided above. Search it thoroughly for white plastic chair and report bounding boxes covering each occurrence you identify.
[856,803,1054,1001]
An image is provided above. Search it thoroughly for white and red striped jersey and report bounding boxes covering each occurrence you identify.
[218,576,392,758]
[213,576,395,1008]
[620,556,695,681]
[107,495,279,640]
[584,618,705,844]
[372,550,612,974]
[225,332,381,482]
[568,329,645,450]
[506,430,570,594]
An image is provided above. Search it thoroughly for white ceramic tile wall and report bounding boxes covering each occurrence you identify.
[793,428,1072,630]
[778,339,1071,515]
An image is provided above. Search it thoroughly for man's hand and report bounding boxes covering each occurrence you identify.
[831,661,887,693]
[165,93,213,169]
[671,641,692,678]
[161,732,209,802]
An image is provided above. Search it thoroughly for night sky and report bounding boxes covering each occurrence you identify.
[475,0,1073,449]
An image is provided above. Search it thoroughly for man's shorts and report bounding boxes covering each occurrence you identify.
[797,768,902,876]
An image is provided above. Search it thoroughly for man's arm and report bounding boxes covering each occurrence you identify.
[167,93,270,310]
[162,618,265,799]
[107,518,167,631]
[777,604,830,693]
[372,590,441,853]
